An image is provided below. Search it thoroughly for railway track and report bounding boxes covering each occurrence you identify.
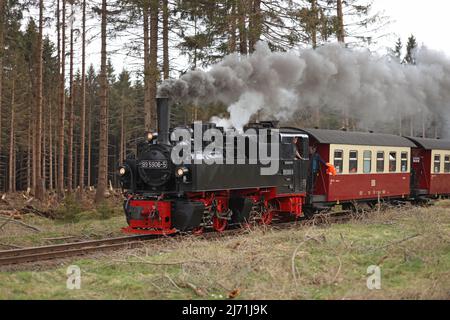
[0,235,158,266]
[0,210,353,266]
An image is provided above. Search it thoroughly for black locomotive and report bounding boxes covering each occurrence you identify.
[119,98,310,234]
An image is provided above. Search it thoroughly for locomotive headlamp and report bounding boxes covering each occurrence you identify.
[176,167,189,178]
[119,167,127,176]
[146,132,159,142]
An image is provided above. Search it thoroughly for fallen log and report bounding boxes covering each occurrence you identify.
[0,216,41,232]
[20,205,56,219]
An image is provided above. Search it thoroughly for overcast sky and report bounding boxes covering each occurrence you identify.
[372,0,450,55]
[37,0,450,77]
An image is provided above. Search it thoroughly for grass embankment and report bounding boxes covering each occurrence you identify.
[0,203,449,300]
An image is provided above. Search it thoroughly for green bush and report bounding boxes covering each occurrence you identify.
[56,195,83,222]
[96,201,113,220]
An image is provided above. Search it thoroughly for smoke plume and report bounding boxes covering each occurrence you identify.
[158,42,450,136]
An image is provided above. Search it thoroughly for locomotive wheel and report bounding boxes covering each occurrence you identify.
[258,201,276,225]
[260,211,274,225]
[213,216,228,232]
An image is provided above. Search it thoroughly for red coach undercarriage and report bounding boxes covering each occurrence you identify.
[122,188,306,236]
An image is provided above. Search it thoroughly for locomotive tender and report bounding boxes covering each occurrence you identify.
[119,98,450,235]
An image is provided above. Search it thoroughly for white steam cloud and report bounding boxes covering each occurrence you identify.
[158,42,450,135]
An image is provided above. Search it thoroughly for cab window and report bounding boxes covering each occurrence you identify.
[363,151,372,174]
[434,155,441,173]
[377,152,385,173]
[389,152,397,172]
[334,150,343,174]
[401,152,408,172]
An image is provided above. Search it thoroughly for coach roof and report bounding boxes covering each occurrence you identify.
[406,137,450,150]
[300,128,417,148]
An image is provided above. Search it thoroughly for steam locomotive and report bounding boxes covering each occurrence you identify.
[119,98,450,235]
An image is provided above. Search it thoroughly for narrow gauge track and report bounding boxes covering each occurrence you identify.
[0,235,159,266]
[0,211,352,266]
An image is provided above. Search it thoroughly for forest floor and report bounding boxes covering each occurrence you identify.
[0,191,125,247]
[0,196,449,300]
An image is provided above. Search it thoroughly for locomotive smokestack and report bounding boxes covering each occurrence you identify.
[157,97,171,145]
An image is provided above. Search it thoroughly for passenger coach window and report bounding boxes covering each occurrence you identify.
[349,151,358,173]
[363,151,372,174]
[334,150,344,174]
[389,152,397,172]
[401,152,408,172]
[377,152,385,173]
[434,155,441,173]
[445,156,450,173]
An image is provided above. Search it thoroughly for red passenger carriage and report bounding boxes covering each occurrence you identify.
[300,129,416,207]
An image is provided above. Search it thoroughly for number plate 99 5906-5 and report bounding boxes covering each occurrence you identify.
[139,160,169,169]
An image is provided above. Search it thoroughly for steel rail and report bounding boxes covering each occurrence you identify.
[0,235,158,266]
[0,211,353,266]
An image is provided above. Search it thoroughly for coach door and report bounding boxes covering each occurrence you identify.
[280,134,309,193]
[410,148,427,195]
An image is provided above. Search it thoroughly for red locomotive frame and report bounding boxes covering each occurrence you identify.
[123,188,306,235]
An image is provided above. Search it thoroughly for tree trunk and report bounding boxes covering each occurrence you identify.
[35,0,45,200]
[143,1,151,131]
[162,0,169,80]
[0,0,4,191]
[68,14,74,193]
[74,143,78,190]
[31,81,36,192]
[54,123,58,190]
[79,0,87,193]
[87,96,92,188]
[58,0,67,197]
[311,0,318,49]
[42,105,46,184]
[120,104,125,166]
[238,0,248,55]
[149,0,159,129]
[49,102,53,190]
[12,143,16,191]
[228,1,237,53]
[336,0,345,43]
[27,121,31,191]
[337,0,348,130]
[95,0,108,203]
[248,0,261,53]
[55,0,60,192]
[9,73,15,193]
[57,0,60,68]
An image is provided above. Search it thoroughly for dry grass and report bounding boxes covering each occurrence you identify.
[0,203,449,300]
[0,193,125,248]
